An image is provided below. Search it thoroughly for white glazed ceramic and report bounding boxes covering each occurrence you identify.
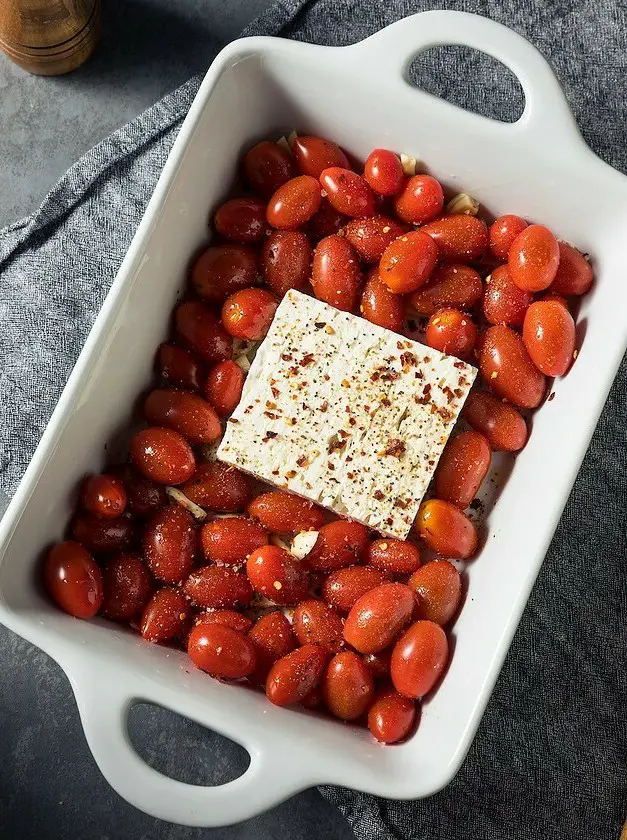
[1,10,626,828]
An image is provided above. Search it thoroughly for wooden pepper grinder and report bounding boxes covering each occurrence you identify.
[0,0,100,75]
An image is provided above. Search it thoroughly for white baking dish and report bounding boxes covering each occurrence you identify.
[1,10,626,828]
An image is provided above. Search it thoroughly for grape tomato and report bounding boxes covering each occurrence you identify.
[261,230,312,297]
[312,234,362,312]
[247,491,324,533]
[44,541,103,619]
[143,505,196,583]
[434,430,491,509]
[480,324,546,408]
[130,427,195,485]
[157,343,204,391]
[409,263,483,317]
[483,265,533,327]
[322,651,374,720]
[522,300,576,376]
[416,499,477,559]
[425,309,477,360]
[266,644,329,706]
[243,140,296,198]
[365,539,421,575]
[200,516,268,565]
[182,462,252,511]
[81,474,127,520]
[394,174,444,225]
[190,245,259,304]
[175,301,233,364]
[141,587,189,643]
[101,553,153,621]
[322,566,388,614]
[248,611,296,685]
[462,390,528,452]
[293,599,344,652]
[144,389,222,444]
[550,241,593,296]
[391,620,449,698]
[379,230,438,294]
[194,609,253,634]
[344,216,406,263]
[508,224,559,292]
[246,545,309,605]
[213,197,267,244]
[293,135,350,178]
[72,513,135,554]
[360,268,405,332]
[364,149,404,197]
[267,175,322,230]
[221,287,278,340]
[343,583,415,654]
[319,168,375,218]
[368,688,416,743]
[489,214,528,262]
[204,360,245,417]
[305,520,369,571]
[184,566,253,609]
[421,215,488,262]
[188,623,257,679]
[408,560,462,626]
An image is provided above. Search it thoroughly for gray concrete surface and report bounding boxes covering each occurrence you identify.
[0,2,354,838]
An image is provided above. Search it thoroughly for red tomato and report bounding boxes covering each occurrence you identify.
[394,175,444,225]
[121,469,167,519]
[300,686,323,709]
[343,583,415,654]
[344,216,406,263]
[200,516,268,565]
[425,308,477,359]
[322,651,374,720]
[322,566,388,614]
[194,609,253,634]
[221,287,278,340]
[213,197,267,244]
[140,587,190,642]
[204,360,245,417]
[267,175,322,229]
[364,149,404,196]
[43,541,103,618]
[365,539,421,575]
[483,264,533,326]
[550,241,593,296]
[462,390,528,452]
[101,553,153,620]
[319,167,375,218]
[81,474,127,520]
[246,545,309,605]
[379,231,438,293]
[157,343,204,391]
[190,245,259,304]
[480,324,546,408]
[247,491,324,533]
[261,230,312,297]
[293,599,344,652]
[184,566,253,609]
[266,644,329,706]
[292,135,350,178]
[307,199,348,240]
[248,612,296,686]
[408,264,483,316]
[390,620,448,698]
[360,268,406,332]
[362,650,392,680]
[175,301,233,364]
[144,389,222,444]
[421,215,488,261]
[522,300,576,376]
[181,462,252,511]
[242,140,296,199]
[305,520,369,571]
[130,427,195,485]
[367,688,416,743]
[415,499,477,559]
[143,506,196,583]
[312,234,362,311]
[489,214,528,261]
[71,513,135,554]
[408,560,461,626]
[434,430,491,509]
[188,623,257,679]
[508,224,559,292]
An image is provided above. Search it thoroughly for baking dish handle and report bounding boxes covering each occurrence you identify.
[349,10,583,148]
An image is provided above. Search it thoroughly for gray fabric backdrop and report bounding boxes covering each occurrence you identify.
[0,1,625,838]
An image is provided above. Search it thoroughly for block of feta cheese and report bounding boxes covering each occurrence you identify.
[218,290,477,539]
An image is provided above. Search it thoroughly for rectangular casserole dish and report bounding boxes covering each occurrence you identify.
[1,10,626,828]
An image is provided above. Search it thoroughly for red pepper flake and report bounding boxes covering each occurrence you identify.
[288,417,297,425]
[347,472,355,480]
[281,353,293,361]
[396,341,405,350]
[296,455,308,467]
[548,391,556,402]
[271,386,280,399]
[346,455,353,463]
[400,351,417,368]
[414,371,424,380]
[263,431,278,441]
[285,470,297,479]
[328,437,347,454]
[370,372,380,382]
[380,439,406,457]
[442,386,455,403]
[300,353,315,367]
[394,498,410,509]
[437,406,454,421]
[349,417,356,426]
[289,365,299,375]
[264,411,278,419]
[320,401,329,412]
[380,397,391,407]
[228,418,239,424]
[374,490,385,501]
[327,462,335,471]
[271,469,280,476]
[323,374,330,381]
[454,388,464,398]
[314,322,326,329]
[266,400,277,410]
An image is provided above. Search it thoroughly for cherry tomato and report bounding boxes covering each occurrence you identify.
[204,360,245,417]
[293,599,344,652]
[221,287,278,340]
[408,264,483,317]
[242,140,296,199]
[300,686,323,709]
[522,300,576,376]
[508,224,559,292]
[550,241,593,296]
[394,175,444,225]
[311,234,362,311]
[434,430,491,509]
[247,491,324,533]
[43,541,103,618]
[415,499,477,559]
[344,216,406,263]
[184,566,253,609]
[144,389,221,444]
[480,325,546,408]
[367,688,416,743]
[175,301,233,364]
[462,390,528,451]
[489,214,528,261]
[101,552,153,621]
[425,308,477,359]
[181,462,252,511]
[143,505,196,583]
[266,644,329,706]
[379,231,438,294]
[188,623,257,679]
[194,609,253,634]
[365,539,421,575]
[322,566,388,614]
[248,611,296,686]
[483,264,533,326]
[190,245,259,304]
[246,545,309,605]
[391,620,448,698]
[421,215,488,261]
[408,560,461,626]
[141,587,190,643]
[267,175,322,229]
[307,199,348,241]
[292,135,350,178]
[261,230,312,297]
[364,149,404,197]
[72,513,135,554]
[319,168,375,218]
[362,650,392,680]
[305,520,369,571]
[360,268,406,332]
[81,474,127,519]
[157,343,204,391]
[121,469,167,519]
[343,583,415,654]
[213,197,267,244]
[322,650,374,720]
[130,427,195,485]
[200,516,268,565]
